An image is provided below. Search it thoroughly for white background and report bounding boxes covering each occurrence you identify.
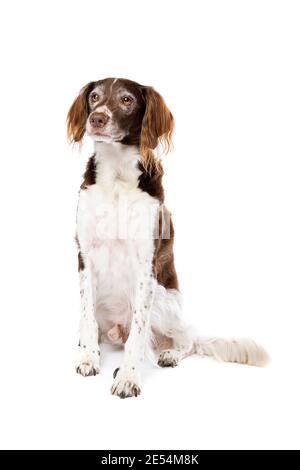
[0,0,299,450]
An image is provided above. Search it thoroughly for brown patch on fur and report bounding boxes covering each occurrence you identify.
[81,155,97,189]
[106,78,146,147]
[67,81,95,143]
[140,87,174,174]
[138,161,165,203]
[137,162,178,290]
[153,206,179,290]
[75,235,85,272]
[78,252,85,272]
[74,156,96,272]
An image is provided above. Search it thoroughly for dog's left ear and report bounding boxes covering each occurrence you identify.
[67,82,94,143]
[140,87,174,171]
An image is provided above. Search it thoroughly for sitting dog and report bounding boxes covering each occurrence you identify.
[67,78,268,399]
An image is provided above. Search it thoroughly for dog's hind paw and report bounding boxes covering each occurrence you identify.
[158,349,180,368]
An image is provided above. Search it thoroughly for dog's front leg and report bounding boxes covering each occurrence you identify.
[76,255,100,376]
[111,255,155,398]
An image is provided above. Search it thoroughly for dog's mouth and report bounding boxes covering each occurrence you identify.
[89,131,115,143]
[90,130,111,137]
[89,130,125,142]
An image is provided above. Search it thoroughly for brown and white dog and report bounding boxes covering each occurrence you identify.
[67,78,268,399]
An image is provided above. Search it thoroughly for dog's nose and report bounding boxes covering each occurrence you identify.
[89,112,110,128]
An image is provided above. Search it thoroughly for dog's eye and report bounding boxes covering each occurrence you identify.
[121,96,133,106]
[91,93,100,103]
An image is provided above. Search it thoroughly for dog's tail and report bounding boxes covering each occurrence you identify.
[194,336,269,367]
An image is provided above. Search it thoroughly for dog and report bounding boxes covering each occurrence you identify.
[67,78,268,399]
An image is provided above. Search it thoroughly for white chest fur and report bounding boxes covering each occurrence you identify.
[76,143,159,340]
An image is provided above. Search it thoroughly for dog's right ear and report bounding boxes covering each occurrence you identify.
[67,82,94,143]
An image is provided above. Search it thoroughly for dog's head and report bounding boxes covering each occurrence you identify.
[67,78,174,171]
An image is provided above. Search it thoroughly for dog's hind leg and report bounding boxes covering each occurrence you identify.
[151,285,195,368]
[151,284,269,368]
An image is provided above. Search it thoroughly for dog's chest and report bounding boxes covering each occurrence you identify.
[78,175,159,305]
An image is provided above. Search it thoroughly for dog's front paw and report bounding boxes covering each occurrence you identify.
[158,349,180,368]
[75,350,100,377]
[111,368,141,399]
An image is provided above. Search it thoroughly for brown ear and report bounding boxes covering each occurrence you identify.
[140,87,174,172]
[67,82,94,143]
